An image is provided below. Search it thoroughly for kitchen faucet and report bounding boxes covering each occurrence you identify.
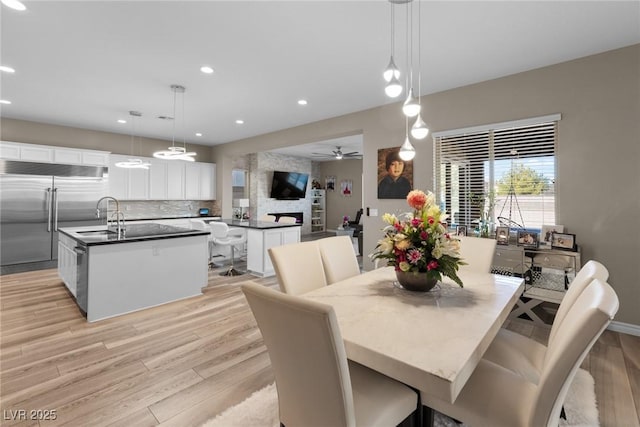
[96,196,125,236]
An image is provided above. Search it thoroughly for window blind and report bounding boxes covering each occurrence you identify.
[434,118,558,230]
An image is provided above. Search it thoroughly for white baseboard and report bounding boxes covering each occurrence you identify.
[608,321,640,337]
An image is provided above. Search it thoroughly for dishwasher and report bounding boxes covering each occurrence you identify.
[74,243,89,314]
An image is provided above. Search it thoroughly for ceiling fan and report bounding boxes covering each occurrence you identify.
[311,146,362,160]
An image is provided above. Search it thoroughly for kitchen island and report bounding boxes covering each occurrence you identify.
[58,223,209,322]
[205,219,301,277]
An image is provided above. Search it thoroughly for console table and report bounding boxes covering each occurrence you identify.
[492,244,581,325]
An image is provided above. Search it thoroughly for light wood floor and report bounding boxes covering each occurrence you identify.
[1,262,638,426]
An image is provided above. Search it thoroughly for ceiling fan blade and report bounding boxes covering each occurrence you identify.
[343,151,360,156]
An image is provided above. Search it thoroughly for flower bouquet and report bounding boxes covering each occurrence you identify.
[370,190,465,288]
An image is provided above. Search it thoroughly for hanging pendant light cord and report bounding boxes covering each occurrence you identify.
[405,2,410,91]
[182,87,187,150]
[417,0,421,107]
[172,89,177,149]
[390,2,394,58]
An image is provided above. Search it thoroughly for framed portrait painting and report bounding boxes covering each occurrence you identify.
[377,147,413,199]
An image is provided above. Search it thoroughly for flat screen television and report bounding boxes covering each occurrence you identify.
[270,171,309,200]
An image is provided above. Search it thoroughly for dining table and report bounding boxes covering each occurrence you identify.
[302,267,524,404]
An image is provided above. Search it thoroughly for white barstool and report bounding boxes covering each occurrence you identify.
[209,222,247,276]
[189,219,215,268]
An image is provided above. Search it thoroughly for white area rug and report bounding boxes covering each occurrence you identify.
[201,368,598,427]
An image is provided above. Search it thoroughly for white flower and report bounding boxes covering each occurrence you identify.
[377,237,394,254]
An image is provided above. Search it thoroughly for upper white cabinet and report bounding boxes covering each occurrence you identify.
[108,154,215,201]
[167,161,186,200]
[185,162,216,200]
[149,158,168,200]
[108,154,150,200]
[0,141,109,166]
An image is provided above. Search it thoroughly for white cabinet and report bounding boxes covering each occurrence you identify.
[0,141,109,166]
[109,155,215,201]
[185,162,216,200]
[149,159,168,200]
[310,189,326,233]
[108,154,149,200]
[246,226,301,277]
[81,150,110,166]
[185,162,200,200]
[22,145,54,162]
[57,233,79,297]
[167,161,186,199]
[128,167,150,199]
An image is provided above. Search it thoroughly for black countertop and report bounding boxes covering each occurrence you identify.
[59,224,210,246]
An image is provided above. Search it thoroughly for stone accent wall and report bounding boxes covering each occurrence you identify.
[248,152,321,235]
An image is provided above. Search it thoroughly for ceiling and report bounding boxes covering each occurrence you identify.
[1,1,638,160]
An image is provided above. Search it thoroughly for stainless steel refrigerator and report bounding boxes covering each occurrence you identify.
[0,160,108,268]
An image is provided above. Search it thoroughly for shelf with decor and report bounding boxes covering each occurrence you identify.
[310,189,326,233]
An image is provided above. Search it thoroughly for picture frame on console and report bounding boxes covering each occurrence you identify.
[551,232,576,251]
[540,224,564,248]
[517,230,539,248]
[456,225,467,236]
[496,226,510,245]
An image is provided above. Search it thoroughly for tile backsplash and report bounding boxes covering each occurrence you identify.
[118,200,220,220]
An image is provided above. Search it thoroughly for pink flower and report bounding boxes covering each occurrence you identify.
[428,217,435,225]
[407,190,428,210]
[411,218,422,227]
[427,260,439,271]
[420,230,429,240]
[407,249,422,264]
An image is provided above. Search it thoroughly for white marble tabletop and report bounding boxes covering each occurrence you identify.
[302,267,524,403]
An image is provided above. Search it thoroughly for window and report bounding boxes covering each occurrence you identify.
[434,114,560,231]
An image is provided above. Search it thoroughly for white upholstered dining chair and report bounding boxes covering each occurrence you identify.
[317,235,361,284]
[457,235,497,273]
[241,282,418,427]
[420,278,618,427]
[482,260,609,383]
[268,241,327,295]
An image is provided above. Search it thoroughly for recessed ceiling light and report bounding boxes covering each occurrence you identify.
[117,119,127,124]
[297,99,308,106]
[195,133,203,137]
[200,66,214,74]
[1,0,26,11]
[0,65,15,73]
[0,100,12,105]
[235,119,244,125]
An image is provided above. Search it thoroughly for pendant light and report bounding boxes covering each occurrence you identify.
[384,1,403,98]
[410,0,430,140]
[402,0,421,118]
[115,111,151,169]
[153,84,197,161]
[399,116,416,161]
